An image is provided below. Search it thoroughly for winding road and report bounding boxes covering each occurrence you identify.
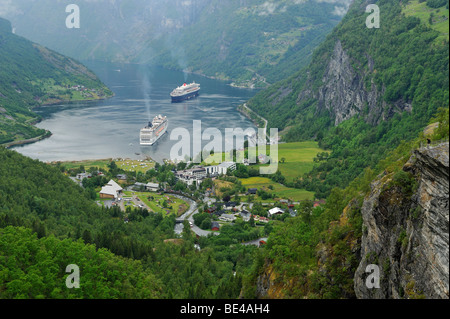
[174,195,220,237]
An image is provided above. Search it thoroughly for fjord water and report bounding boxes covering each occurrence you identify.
[14,61,257,163]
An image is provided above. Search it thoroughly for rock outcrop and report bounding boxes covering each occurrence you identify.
[316,40,411,126]
[354,142,449,299]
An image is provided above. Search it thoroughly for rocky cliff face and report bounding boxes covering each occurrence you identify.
[354,142,449,299]
[315,40,411,126]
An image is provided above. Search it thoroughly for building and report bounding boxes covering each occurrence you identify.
[247,188,258,195]
[146,182,159,192]
[116,174,127,181]
[100,179,123,199]
[219,214,236,222]
[314,200,326,207]
[211,221,220,231]
[205,162,236,176]
[213,210,226,218]
[175,167,207,186]
[76,172,92,180]
[224,201,237,210]
[133,182,147,191]
[268,207,284,217]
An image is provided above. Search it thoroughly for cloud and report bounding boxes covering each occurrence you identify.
[0,0,19,16]
[332,5,348,16]
[258,1,278,16]
[314,0,352,16]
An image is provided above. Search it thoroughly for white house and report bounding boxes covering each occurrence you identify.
[219,214,237,222]
[205,162,236,176]
[268,207,284,217]
[100,179,123,199]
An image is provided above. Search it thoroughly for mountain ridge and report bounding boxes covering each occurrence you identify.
[246,0,449,198]
[0,16,113,146]
[2,0,347,87]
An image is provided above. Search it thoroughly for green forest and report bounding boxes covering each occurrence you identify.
[144,0,343,87]
[0,0,448,301]
[247,0,449,198]
[241,106,449,298]
[0,146,261,298]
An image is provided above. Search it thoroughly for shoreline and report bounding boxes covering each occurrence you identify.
[4,94,114,150]
[39,92,115,107]
[3,130,52,149]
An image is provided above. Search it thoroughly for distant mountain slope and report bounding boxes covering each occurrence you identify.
[246,0,449,198]
[2,0,347,87]
[0,17,112,146]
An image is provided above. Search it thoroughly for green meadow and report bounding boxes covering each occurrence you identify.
[240,177,314,202]
[205,141,326,183]
[238,141,326,201]
[257,141,328,183]
[402,0,449,42]
[55,158,155,174]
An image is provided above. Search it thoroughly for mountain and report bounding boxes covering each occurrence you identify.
[1,0,348,87]
[0,17,112,146]
[243,128,449,299]
[354,140,449,299]
[246,0,449,198]
[237,0,449,299]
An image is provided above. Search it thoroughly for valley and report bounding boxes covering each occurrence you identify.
[0,0,448,304]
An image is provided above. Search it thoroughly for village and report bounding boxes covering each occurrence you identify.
[65,156,324,239]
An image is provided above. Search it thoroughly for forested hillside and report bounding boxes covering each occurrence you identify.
[247,0,449,198]
[2,0,346,87]
[0,17,112,146]
[241,106,449,299]
[0,147,255,298]
[0,226,162,299]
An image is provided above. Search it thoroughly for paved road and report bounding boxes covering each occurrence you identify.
[241,237,268,247]
[173,195,220,237]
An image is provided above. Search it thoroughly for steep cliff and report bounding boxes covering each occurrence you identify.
[247,0,449,198]
[354,142,449,299]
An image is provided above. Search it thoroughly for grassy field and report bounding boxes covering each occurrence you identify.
[204,141,326,183]
[240,176,314,202]
[56,158,155,174]
[256,141,327,183]
[213,179,236,198]
[403,0,449,42]
[123,191,188,217]
[116,159,155,173]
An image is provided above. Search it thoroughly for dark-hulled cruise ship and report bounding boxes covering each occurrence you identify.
[170,82,200,102]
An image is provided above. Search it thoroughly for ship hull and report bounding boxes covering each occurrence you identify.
[171,89,200,103]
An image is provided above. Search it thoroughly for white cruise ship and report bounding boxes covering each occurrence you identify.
[140,115,168,146]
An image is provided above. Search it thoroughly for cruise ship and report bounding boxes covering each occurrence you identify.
[170,82,200,102]
[140,115,168,146]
